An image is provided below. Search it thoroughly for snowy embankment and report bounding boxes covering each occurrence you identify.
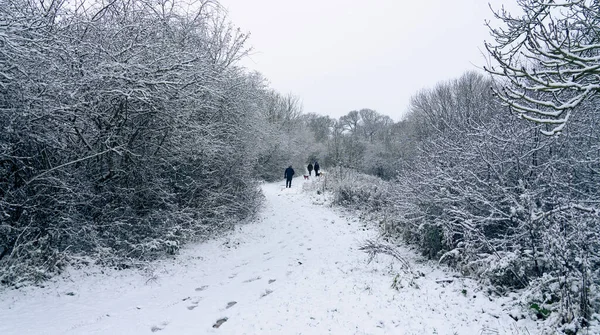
[0,178,537,334]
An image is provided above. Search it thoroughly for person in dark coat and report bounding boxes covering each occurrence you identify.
[314,161,320,176]
[284,165,295,188]
[307,163,313,176]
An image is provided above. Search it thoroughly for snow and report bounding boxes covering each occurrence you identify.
[0,179,539,334]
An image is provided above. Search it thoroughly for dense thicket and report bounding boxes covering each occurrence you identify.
[304,2,600,331]
[320,70,599,332]
[397,72,599,330]
[0,0,304,285]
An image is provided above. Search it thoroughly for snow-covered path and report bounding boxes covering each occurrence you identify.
[0,179,534,335]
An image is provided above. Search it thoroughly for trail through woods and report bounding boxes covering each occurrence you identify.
[0,179,537,334]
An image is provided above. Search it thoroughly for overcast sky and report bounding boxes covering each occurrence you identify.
[220,0,517,121]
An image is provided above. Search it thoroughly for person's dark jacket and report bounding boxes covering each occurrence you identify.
[307,164,313,172]
[284,167,295,180]
[314,162,320,172]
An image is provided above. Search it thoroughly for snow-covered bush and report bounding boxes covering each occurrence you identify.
[325,71,600,332]
[390,72,600,331]
[0,0,264,285]
[327,168,391,213]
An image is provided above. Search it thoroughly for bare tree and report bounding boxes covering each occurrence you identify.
[339,110,361,135]
[359,108,382,142]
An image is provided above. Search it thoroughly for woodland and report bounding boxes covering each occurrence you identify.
[1,0,598,332]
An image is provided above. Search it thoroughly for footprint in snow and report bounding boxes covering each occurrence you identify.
[151,321,169,332]
[195,285,209,292]
[260,289,273,298]
[225,301,237,309]
[187,298,203,310]
[243,276,262,283]
[268,279,276,284]
[234,261,249,268]
[213,317,228,328]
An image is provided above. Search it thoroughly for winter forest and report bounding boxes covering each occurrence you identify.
[1,0,599,333]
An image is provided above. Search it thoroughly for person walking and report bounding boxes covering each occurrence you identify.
[307,163,313,176]
[314,161,320,176]
[284,165,295,188]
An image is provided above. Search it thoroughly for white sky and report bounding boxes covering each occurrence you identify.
[220,0,517,121]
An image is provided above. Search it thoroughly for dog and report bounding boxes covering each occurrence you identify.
[303,175,309,180]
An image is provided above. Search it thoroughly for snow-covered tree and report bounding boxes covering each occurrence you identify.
[485,0,600,135]
[252,90,307,181]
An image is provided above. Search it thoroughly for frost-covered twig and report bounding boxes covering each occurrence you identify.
[532,203,599,222]
[25,145,125,185]
[359,239,413,275]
